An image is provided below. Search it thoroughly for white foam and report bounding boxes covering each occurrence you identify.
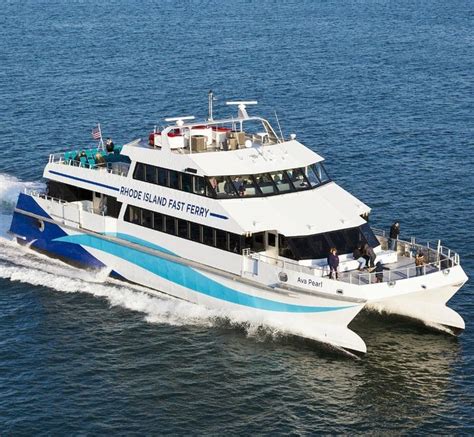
[0,173,44,208]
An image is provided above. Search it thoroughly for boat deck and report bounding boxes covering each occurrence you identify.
[339,254,439,285]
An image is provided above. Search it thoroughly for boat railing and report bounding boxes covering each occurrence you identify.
[48,153,129,177]
[27,190,68,205]
[26,190,109,217]
[243,230,460,286]
[242,249,318,276]
[372,228,460,265]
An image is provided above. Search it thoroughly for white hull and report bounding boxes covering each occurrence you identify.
[365,267,467,333]
[8,104,468,355]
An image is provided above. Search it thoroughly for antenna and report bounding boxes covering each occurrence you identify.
[226,100,257,119]
[274,110,284,142]
[208,90,216,121]
[165,116,195,127]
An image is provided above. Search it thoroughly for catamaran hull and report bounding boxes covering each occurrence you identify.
[9,197,367,354]
[365,268,467,334]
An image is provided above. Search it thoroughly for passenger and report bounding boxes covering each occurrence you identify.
[233,176,245,196]
[209,177,218,190]
[353,244,367,270]
[388,221,400,251]
[327,247,339,280]
[374,261,389,283]
[415,252,425,276]
[364,243,376,269]
[95,153,106,166]
[105,138,115,153]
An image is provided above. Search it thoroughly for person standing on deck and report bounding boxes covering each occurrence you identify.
[388,221,400,251]
[374,261,389,283]
[415,252,425,276]
[353,244,367,270]
[363,243,376,270]
[327,248,340,280]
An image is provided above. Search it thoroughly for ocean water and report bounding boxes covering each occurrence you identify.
[0,0,473,434]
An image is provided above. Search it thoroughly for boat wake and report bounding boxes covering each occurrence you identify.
[0,173,290,344]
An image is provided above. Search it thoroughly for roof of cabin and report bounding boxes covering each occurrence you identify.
[122,140,323,176]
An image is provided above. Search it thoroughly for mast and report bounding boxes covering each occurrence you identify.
[208,90,214,121]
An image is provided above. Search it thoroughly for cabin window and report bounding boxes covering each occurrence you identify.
[212,176,237,198]
[46,181,93,203]
[281,224,379,261]
[142,209,153,228]
[229,233,242,254]
[104,195,122,219]
[153,212,164,231]
[252,233,265,252]
[215,229,228,251]
[279,235,295,259]
[255,173,277,195]
[269,170,293,193]
[123,205,246,254]
[158,168,168,186]
[268,233,276,247]
[206,177,218,198]
[126,206,140,225]
[132,162,330,200]
[312,163,330,184]
[286,168,310,191]
[145,165,158,184]
[194,176,207,195]
[134,163,145,181]
[202,226,215,246]
[181,173,193,193]
[169,171,179,190]
[305,165,320,187]
[177,219,189,238]
[360,222,379,247]
[165,216,177,235]
[190,222,201,242]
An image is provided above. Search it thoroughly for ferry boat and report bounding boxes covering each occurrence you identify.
[8,96,468,354]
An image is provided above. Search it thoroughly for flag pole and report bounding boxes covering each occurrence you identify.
[98,123,104,151]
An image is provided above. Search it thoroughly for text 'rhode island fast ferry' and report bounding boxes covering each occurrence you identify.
[9,95,468,354]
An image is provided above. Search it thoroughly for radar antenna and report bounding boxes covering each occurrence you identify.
[226,100,257,119]
[165,116,195,127]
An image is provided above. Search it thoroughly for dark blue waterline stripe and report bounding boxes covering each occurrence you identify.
[49,170,120,192]
[209,212,228,220]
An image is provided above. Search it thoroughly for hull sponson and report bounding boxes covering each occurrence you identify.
[366,268,467,332]
[9,193,105,269]
[65,235,367,353]
[9,196,367,353]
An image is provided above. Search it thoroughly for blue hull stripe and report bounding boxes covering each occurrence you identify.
[48,170,120,192]
[54,233,354,313]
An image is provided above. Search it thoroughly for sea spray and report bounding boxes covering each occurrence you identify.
[0,173,44,210]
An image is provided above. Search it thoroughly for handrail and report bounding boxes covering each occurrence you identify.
[48,152,129,177]
[243,230,460,286]
[27,191,107,217]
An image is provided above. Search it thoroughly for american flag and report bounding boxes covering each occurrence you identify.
[92,125,101,140]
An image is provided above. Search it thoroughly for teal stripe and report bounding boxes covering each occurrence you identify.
[54,233,354,313]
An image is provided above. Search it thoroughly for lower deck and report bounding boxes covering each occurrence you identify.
[338,254,440,285]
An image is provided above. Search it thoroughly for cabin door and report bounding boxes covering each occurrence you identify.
[265,231,279,260]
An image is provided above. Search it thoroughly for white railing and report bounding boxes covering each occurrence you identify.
[27,190,108,218]
[242,231,460,286]
[243,249,318,276]
[48,152,130,177]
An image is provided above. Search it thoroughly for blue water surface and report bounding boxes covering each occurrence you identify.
[0,0,473,434]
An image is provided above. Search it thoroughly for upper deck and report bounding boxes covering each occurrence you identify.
[148,115,281,154]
